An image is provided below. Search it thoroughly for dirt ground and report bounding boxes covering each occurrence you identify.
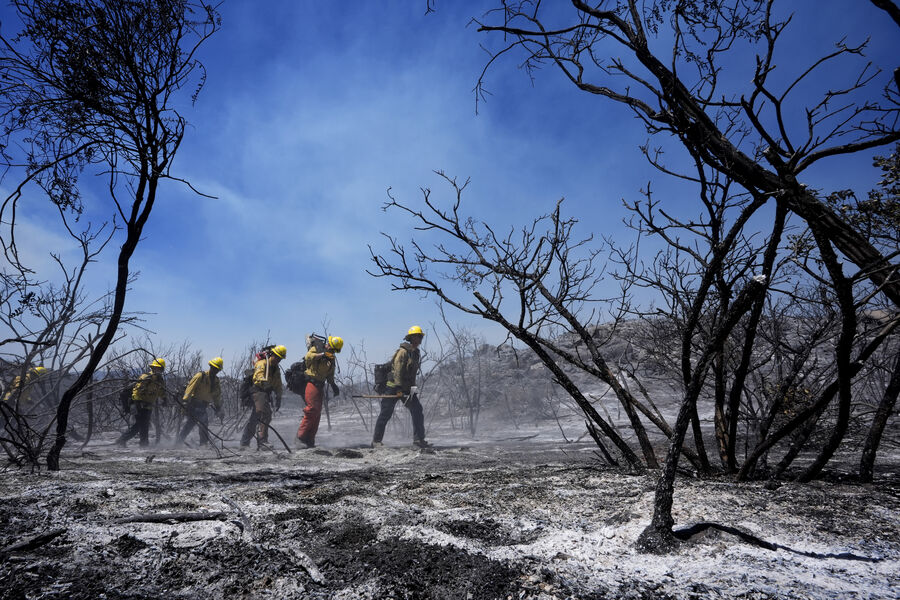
[1,409,899,599]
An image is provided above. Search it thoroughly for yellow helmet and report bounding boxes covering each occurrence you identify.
[208,357,224,370]
[271,345,287,359]
[407,325,424,337]
[328,336,344,353]
[32,366,48,375]
[150,357,166,370]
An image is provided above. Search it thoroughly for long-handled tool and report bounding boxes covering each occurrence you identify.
[352,393,409,406]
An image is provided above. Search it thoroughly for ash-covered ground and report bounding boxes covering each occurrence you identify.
[1,408,899,599]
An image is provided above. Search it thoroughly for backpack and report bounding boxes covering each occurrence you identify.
[373,361,392,394]
[284,361,309,395]
[306,333,326,353]
[118,381,136,413]
[255,344,275,362]
[238,369,254,407]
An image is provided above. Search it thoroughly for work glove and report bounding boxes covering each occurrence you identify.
[330,381,340,397]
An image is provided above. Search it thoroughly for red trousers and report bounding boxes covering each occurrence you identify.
[297,381,323,444]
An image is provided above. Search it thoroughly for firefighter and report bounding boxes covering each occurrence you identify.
[372,326,429,448]
[176,357,223,446]
[2,366,48,413]
[296,336,343,448]
[117,358,167,448]
[240,345,286,448]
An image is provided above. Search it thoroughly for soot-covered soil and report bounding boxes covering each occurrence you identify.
[1,415,899,599]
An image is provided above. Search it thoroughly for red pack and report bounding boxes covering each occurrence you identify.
[254,345,275,363]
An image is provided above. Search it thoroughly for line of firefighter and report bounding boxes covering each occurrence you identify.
[10,325,429,449]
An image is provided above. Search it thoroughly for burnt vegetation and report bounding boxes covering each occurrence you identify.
[0,0,899,597]
[370,0,900,552]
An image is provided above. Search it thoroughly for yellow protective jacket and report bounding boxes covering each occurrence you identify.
[3,372,38,406]
[252,358,283,399]
[183,369,221,409]
[303,348,336,384]
[132,372,166,408]
[386,342,420,394]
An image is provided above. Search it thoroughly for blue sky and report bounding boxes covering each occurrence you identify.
[2,1,898,372]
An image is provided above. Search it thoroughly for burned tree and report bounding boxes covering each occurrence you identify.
[464,0,900,551]
[474,1,900,302]
[437,308,485,437]
[371,173,689,472]
[370,0,900,552]
[0,217,137,466]
[0,0,220,469]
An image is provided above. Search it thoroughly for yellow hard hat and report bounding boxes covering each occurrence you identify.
[32,366,48,375]
[328,336,344,353]
[208,357,224,370]
[407,325,424,337]
[150,357,166,370]
[271,345,287,359]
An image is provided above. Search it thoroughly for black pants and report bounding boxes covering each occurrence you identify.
[372,393,425,443]
[119,406,153,446]
[177,402,210,445]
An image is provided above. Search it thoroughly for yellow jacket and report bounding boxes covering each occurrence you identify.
[132,372,166,407]
[183,369,221,409]
[387,342,420,394]
[303,348,336,384]
[3,372,38,406]
[252,358,283,398]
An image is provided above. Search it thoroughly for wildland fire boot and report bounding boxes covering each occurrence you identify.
[413,439,430,449]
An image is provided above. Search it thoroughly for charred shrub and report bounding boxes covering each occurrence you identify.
[358,538,519,600]
[114,533,149,557]
[434,517,540,546]
[270,505,323,524]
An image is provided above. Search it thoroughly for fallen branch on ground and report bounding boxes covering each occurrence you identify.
[266,424,292,454]
[115,511,227,524]
[0,528,67,556]
[222,495,252,538]
[673,522,883,562]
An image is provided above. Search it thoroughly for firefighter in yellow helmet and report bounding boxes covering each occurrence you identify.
[296,335,343,448]
[240,345,285,448]
[372,326,429,448]
[116,358,167,448]
[176,357,223,447]
[2,366,49,413]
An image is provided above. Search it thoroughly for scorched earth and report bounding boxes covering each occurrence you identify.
[1,410,898,599]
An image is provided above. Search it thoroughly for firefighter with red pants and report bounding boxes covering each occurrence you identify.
[296,336,342,448]
[240,345,285,448]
